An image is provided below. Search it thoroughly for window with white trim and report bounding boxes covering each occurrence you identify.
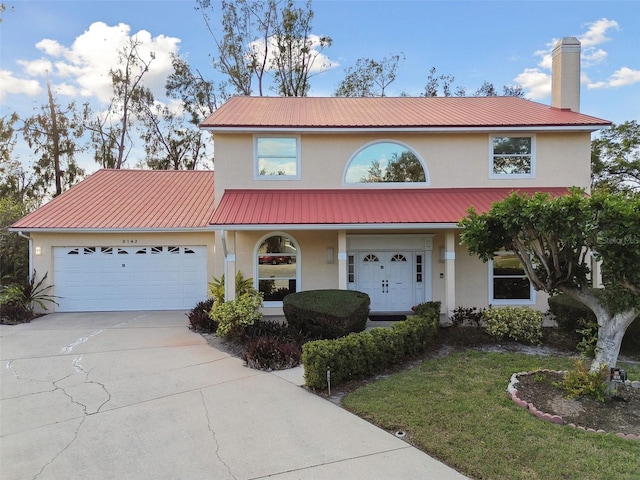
[489,251,535,304]
[490,136,534,177]
[255,137,299,179]
[344,141,428,184]
[257,234,298,302]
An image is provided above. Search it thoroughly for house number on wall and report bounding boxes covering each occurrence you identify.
[122,239,138,244]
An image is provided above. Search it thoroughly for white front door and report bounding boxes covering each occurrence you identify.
[358,252,413,311]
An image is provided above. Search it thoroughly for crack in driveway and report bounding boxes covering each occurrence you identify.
[200,390,237,480]
[31,416,86,480]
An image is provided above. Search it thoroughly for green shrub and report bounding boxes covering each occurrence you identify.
[548,293,596,332]
[283,289,370,340]
[208,271,256,303]
[482,306,543,344]
[187,298,217,333]
[0,271,58,324]
[412,301,441,317]
[561,359,608,402]
[211,292,263,340]
[450,305,487,328]
[575,318,599,357]
[302,312,438,390]
[0,297,34,324]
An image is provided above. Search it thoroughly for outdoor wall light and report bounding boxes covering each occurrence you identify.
[326,247,334,264]
[35,246,42,256]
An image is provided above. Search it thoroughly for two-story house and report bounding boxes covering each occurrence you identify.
[12,37,610,316]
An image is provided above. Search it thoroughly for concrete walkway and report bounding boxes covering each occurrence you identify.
[1,311,467,480]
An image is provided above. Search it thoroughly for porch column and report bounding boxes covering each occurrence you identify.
[223,230,237,301]
[338,230,347,290]
[444,230,456,317]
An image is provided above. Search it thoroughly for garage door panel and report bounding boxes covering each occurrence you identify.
[54,246,208,312]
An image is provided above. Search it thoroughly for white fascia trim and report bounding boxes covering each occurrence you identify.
[202,125,609,134]
[212,223,460,231]
[8,227,217,234]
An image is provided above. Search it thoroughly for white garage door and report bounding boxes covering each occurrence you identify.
[54,246,208,312]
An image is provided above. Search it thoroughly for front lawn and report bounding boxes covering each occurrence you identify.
[342,351,640,480]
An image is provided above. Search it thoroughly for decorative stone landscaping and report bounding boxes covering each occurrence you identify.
[507,369,640,441]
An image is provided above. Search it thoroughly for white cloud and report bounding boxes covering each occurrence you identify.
[513,68,550,100]
[17,58,53,76]
[515,17,627,99]
[53,82,80,97]
[0,70,42,101]
[582,48,608,67]
[35,38,66,57]
[608,67,640,87]
[12,21,181,105]
[578,18,619,48]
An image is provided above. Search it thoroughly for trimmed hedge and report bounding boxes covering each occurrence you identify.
[302,311,439,390]
[283,289,370,339]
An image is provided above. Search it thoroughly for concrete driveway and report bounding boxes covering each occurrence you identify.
[1,311,467,480]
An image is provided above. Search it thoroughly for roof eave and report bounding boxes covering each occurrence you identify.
[201,124,611,134]
[9,227,217,234]
[210,223,461,231]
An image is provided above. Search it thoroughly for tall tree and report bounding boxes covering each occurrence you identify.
[0,114,31,285]
[0,113,26,201]
[423,67,464,97]
[591,120,640,193]
[197,0,331,98]
[21,74,85,198]
[138,101,209,170]
[197,0,273,96]
[84,38,154,168]
[422,67,525,98]
[270,0,332,96]
[0,195,29,285]
[166,54,221,122]
[334,54,404,97]
[460,190,640,372]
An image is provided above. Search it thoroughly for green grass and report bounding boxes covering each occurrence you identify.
[342,351,640,480]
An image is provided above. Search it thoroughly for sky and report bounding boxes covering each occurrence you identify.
[1,0,639,175]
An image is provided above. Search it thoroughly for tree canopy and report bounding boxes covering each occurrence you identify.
[334,54,404,97]
[460,190,640,371]
[591,120,640,193]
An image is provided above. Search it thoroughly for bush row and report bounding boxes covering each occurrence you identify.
[302,305,439,390]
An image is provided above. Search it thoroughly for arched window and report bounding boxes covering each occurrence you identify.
[256,234,298,302]
[344,141,428,184]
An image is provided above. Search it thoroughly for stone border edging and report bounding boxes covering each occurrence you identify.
[507,369,640,441]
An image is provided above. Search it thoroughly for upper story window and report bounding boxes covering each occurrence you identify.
[344,141,428,185]
[490,136,535,178]
[255,137,300,180]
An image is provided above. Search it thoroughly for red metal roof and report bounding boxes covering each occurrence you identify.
[12,169,215,230]
[210,188,572,227]
[201,96,610,130]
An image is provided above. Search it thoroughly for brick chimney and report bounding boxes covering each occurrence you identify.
[551,37,581,112]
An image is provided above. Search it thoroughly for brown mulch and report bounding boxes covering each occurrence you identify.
[514,370,640,435]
